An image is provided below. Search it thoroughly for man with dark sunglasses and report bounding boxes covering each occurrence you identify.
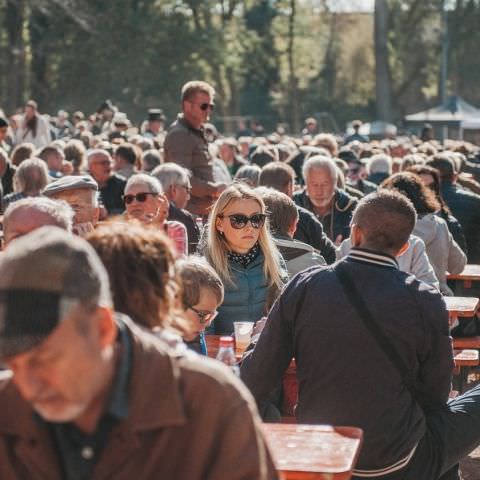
[164,81,227,216]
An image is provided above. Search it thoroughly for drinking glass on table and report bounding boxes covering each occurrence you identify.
[233,322,254,355]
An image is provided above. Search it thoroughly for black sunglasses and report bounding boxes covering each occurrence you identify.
[188,306,218,324]
[123,192,157,205]
[218,213,267,230]
[199,103,214,111]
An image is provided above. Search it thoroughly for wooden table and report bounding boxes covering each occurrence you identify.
[445,296,480,328]
[448,265,480,289]
[262,424,363,480]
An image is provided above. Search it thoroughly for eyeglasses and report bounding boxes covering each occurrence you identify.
[190,102,214,111]
[123,192,157,204]
[188,306,218,324]
[218,213,267,229]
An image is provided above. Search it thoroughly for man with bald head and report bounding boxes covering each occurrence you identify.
[293,155,357,243]
[3,197,73,247]
[87,149,126,215]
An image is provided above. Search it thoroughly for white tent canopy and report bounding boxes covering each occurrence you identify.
[405,96,480,125]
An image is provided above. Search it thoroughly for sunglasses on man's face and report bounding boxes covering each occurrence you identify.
[123,192,157,205]
[190,102,214,112]
[218,213,267,230]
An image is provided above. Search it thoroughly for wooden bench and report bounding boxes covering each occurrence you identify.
[453,349,479,393]
[448,265,480,289]
[453,336,480,350]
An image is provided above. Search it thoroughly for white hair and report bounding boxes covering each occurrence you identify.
[4,197,74,233]
[302,155,338,182]
[151,163,190,191]
[86,148,111,165]
[125,173,163,194]
[14,157,49,194]
[368,154,392,175]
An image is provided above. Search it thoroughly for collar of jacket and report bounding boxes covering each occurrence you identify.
[0,316,187,440]
[299,188,355,214]
[177,114,205,136]
[229,250,265,271]
[347,247,399,269]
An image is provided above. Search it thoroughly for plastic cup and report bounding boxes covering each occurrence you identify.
[234,322,254,355]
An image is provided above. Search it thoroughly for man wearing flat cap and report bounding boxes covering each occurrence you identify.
[0,227,277,480]
[43,175,100,236]
[143,108,166,145]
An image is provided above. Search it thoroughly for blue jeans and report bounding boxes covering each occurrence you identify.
[352,384,480,480]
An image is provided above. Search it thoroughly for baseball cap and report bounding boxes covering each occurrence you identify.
[43,175,98,197]
[0,226,112,358]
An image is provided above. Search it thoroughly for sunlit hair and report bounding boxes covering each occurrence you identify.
[181,80,215,103]
[11,142,35,166]
[205,183,284,288]
[13,157,49,194]
[381,171,440,215]
[86,221,188,333]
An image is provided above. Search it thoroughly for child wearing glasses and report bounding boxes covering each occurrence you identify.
[177,257,224,355]
[203,183,287,335]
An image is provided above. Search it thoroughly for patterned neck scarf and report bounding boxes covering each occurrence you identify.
[228,242,260,267]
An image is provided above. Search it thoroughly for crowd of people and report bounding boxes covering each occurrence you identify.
[1,80,480,479]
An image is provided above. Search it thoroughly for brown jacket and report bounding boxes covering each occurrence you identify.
[0,319,278,479]
[164,115,217,215]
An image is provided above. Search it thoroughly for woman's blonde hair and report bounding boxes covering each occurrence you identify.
[205,183,284,289]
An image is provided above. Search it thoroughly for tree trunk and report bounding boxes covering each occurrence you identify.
[5,0,26,113]
[374,0,394,122]
[29,7,50,109]
[287,0,299,133]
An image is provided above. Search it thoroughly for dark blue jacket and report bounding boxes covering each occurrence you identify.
[241,249,453,472]
[294,206,336,264]
[441,181,480,262]
[212,253,282,335]
[293,188,357,242]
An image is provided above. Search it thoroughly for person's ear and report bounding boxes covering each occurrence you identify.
[168,185,177,199]
[395,240,410,257]
[96,307,117,348]
[288,217,298,238]
[350,224,363,247]
[215,216,224,234]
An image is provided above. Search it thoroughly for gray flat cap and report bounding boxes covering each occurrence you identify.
[43,175,98,196]
[0,226,111,357]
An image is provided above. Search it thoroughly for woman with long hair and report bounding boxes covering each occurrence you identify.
[14,100,51,149]
[204,183,286,334]
[408,164,467,254]
[381,172,466,295]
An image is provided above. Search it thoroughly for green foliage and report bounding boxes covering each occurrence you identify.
[1,0,480,132]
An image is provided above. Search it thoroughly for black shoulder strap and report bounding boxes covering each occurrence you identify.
[334,262,413,389]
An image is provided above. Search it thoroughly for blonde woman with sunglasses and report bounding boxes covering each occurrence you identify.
[204,183,287,335]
